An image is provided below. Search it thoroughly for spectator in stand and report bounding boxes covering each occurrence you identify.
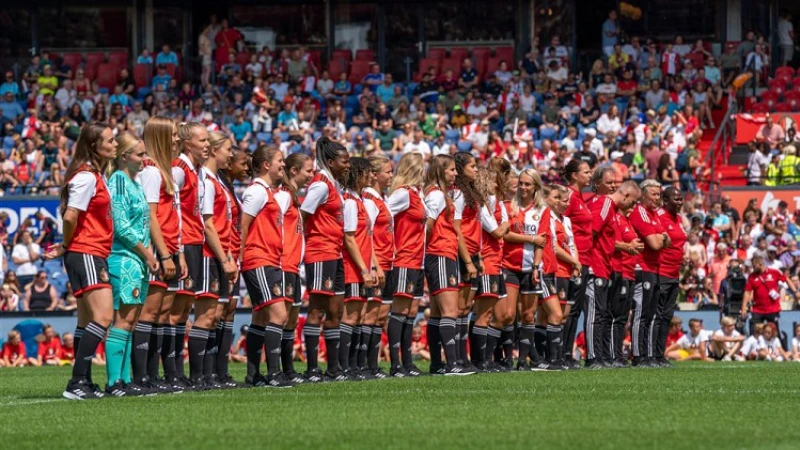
[601,10,620,56]
[743,139,770,186]
[225,111,252,144]
[11,230,40,289]
[362,63,384,92]
[745,44,768,86]
[1,71,20,98]
[608,44,630,76]
[1,91,24,121]
[156,44,179,66]
[137,49,153,65]
[778,12,796,66]
[665,318,710,361]
[35,324,63,366]
[1,283,20,312]
[23,270,58,311]
[402,129,431,161]
[151,64,172,92]
[761,322,790,361]
[459,58,479,91]
[215,19,243,54]
[376,73,395,105]
[2,330,33,367]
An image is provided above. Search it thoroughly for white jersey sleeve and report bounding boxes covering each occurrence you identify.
[300,181,329,215]
[138,165,162,203]
[241,184,269,218]
[201,176,216,216]
[172,166,185,191]
[67,172,97,211]
[363,198,379,226]
[343,198,358,233]
[273,190,292,216]
[386,188,410,217]
[480,205,499,233]
[425,190,447,220]
[451,190,465,220]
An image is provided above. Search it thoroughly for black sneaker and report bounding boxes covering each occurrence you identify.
[204,374,224,390]
[565,358,582,370]
[584,360,606,370]
[186,377,209,391]
[536,361,566,371]
[611,359,629,369]
[371,368,390,379]
[360,369,376,380]
[430,364,446,376]
[128,380,158,396]
[457,363,478,374]
[443,365,474,376]
[266,372,295,388]
[303,368,325,383]
[63,379,104,400]
[105,381,128,398]
[123,382,148,397]
[343,369,363,381]
[389,365,408,378]
[654,358,672,368]
[164,376,188,392]
[323,369,348,382]
[87,381,105,398]
[283,371,306,385]
[472,361,490,373]
[404,364,425,377]
[153,377,181,394]
[631,357,649,368]
[217,374,241,389]
[245,373,268,388]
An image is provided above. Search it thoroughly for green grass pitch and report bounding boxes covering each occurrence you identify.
[1,363,799,449]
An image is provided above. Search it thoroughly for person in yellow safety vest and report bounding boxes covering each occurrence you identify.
[778,144,799,185]
[765,153,781,187]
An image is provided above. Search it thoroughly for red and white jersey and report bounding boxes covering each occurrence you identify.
[541,208,559,275]
[614,212,639,281]
[564,186,593,266]
[138,159,181,254]
[66,166,113,258]
[657,208,687,279]
[503,201,551,272]
[386,186,426,270]
[301,170,344,263]
[274,187,303,274]
[343,190,373,283]
[201,169,232,258]
[480,195,507,276]
[629,203,663,274]
[451,186,481,256]
[241,178,285,271]
[173,154,205,246]
[227,180,242,263]
[424,186,458,260]
[362,187,394,271]
[588,195,617,279]
[554,214,576,279]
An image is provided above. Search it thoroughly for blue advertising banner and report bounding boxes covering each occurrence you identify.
[0,195,61,239]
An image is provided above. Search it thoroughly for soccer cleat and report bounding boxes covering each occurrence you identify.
[163,376,188,392]
[631,357,650,368]
[429,364,446,376]
[611,359,629,369]
[204,374,224,390]
[443,365,474,376]
[303,368,325,383]
[283,371,306,385]
[563,358,582,370]
[457,363,478,375]
[404,364,426,377]
[360,369,376,381]
[217,374,241,389]
[266,372,295,388]
[123,382,148,397]
[390,365,408,378]
[244,373,268,388]
[654,358,673,368]
[128,380,158,396]
[186,377,210,392]
[153,377,182,394]
[88,382,105,398]
[583,360,606,370]
[516,361,531,371]
[105,381,128,398]
[323,370,348,382]
[63,379,104,400]
[370,368,390,379]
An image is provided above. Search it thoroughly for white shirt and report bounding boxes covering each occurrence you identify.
[403,141,431,158]
[424,189,447,221]
[746,151,771,183]
[676,330,710,350]
[67,172,99,211]
[470,131,489,148]
[300,170,342,215]
[317,78,334,96]
[779,18,794,45]
[712,329,742,350]
[519,93,536,113]
[432,142,451,156]
[12,242,41,277]
[597,114,622,135]
[590,137,605,159]
[466,103,487,117]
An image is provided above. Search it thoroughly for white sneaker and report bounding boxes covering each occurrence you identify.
[733,354,744,361]
[722,355,732,361]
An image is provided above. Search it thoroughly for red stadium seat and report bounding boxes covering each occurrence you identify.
[768,78,788,93]
[439,58,462,77]
[416,58,441,80]
[471,48,490,74]
[61,53,83,75]
[774,102,792,112]
[108,52,128,70]
[785,90,800,104]
[775,66,795,79]
[760,90,779,103]
[743,96,756,111]
[449,48,470,63]
[307,50,322,72]
[332,49,352,63]
[787,98,800,112]
[235,52,252,68]
[355,49,375,61]
[751,102,770,114]
[791,77,800,90]
[327,60,348,79]
[84,53,106,79]
[133,63,152,88]
[485,56,503,77]
[427,48,446,61]
[95,63,119,90]
[494,46,514,63]
[163,64,177,80]
[349,60,372,85]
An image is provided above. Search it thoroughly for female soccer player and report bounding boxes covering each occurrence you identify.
[451,152,483,368]
[48,122,116,400]
[339,157,376,380]
[215,149,249,387]
[241,145,292,388]
[361,155,394,379]
[474,159,509,371]
[137,117,184,392]
[104,132,159,396]
[383,153,426,377]
[561,159,593,369]
[502,168,547,370]
[300,138,350,383]
[171,122,209,389]
[275,153,313,384]
[424,155,473,376]
[191,131,236,389]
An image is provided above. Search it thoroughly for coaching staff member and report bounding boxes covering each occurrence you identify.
[741,254,798,335]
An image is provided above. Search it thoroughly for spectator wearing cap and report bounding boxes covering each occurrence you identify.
[362,64,385,92]
[610,150,629,183]
[156,44,179,66]
[0,71,19,98]
[458,58,479,91]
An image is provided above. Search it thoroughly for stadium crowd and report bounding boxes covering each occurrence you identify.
[1,13,800,396]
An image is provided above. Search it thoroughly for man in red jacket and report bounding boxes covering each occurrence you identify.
[741,255,798,335]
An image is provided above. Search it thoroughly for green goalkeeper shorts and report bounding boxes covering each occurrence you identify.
[108,255,149,309]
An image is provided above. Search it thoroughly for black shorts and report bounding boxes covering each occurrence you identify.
[457,254,481,290]
[367,268,392,304]
[568,265,590,308]
[148,253,181,291]
[503,268,537,295]
[476,274,506,299]
[243,266,285,310]
[179,244,204,297]
[283,271,302,307]
[344,282,367,302]
[305,259,345,297]
[385,267,425,301]
[64,251,111,297]
[540,272,558,300]
[556,277,571,305]
[424,255,460,296]
[198,256,230,301]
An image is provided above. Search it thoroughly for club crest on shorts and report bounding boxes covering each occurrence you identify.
[595,278,604,287]
[491,281,499,294]
[132,287,140,299]
[185,276,194,290]
[643,281,651,290]
[406,282,415,294]
[373,287,382,297]
[99,268,110,283]
[211,280,220,294]
[273,283,282,296]
[559,289,566,299]
[620,286,628,296]
[324,277,333,290]
[285,283,294,297]
[360,285,367,297]
[448,275,458,286]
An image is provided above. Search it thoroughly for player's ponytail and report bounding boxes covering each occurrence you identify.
[282,152,311,206]
[315,136,347,179]
[143,116,176,195]
[60,121,111,216]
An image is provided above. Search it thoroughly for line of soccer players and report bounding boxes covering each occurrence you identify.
[50,119,687,399]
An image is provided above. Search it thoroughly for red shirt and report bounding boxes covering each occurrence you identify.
[425,186,458,260]
[276,188,302,274]
[201,172,232,258]
[541,209,559,275]
[629,204,663,273]
[564,187,593,266]
[616,213,639,281]
[228,185,242,263]
[66,167,113,258]
[503,202,550,272]
[302,171,345,263]
[588,195,617,279]
[451,187,482,256]
[386,186,426,270]
[2,341,26,360]
[480,197,506,276]
[554,216,574,279]
[657,208,688,279]
[666,329,684,348]
[59,345,75,362]
[38,337,62,361]
[745,268,787,314]
[241,179,283,271]
[173,154,205,246]
[343,191,373,285]
[362,188,395,271]
[140,160,180,254]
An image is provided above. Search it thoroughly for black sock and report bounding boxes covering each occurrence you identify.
[519,324,536,363]
[349,325,361,370]
[468,318,478,363]
[401,316,414,368]
[501,326,515,362]
[367,325,382,370]
[534,325,547,361]
[281,328,295,373]
[216,321,233,377]
[264,323,283,375]
[357,325,369,369]
[73,327,89,382]
[439,317,458,367]
[546,324,563,363]
[188,326,210,380]
[428,318,442,369]
[459,315,470,364]
[453,317,462,363]
[387,313,404,368]
[487,326,501,363]
[323,327,340,373]
[202,327,218,377]
[246,324,266,379]
[472,326,488,364]
[303,325,321,371]
[174,322,187,377]
[146,324,162,379]
[338,323,353,371]
[72,321,106,382]
[132,321,152,381]
[161,325,177,379]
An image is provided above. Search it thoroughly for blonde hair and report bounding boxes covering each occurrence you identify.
[390,153,424,193]
[107,132,142,176]
[720,316,736,327]
[208,131,231,159]
[177,122,206,154]
[143,117,176,195]
[511,168,543,215]
[368,155,390,173]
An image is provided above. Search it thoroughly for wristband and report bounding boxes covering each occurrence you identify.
[159,255,172,262]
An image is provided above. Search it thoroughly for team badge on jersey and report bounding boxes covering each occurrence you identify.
[620,286,628,296]
[272,283,281,296]
[643,281,651,290]
[285,283,294,297]
[132,288,140,299]
[185,276,194,290]
[211,280,220,294]
[406,282,415,294]
[324,278,333,290]
[595,278,604,287]
[100,268,109,283]
[491,282,499,294]
[449,275,458,287]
